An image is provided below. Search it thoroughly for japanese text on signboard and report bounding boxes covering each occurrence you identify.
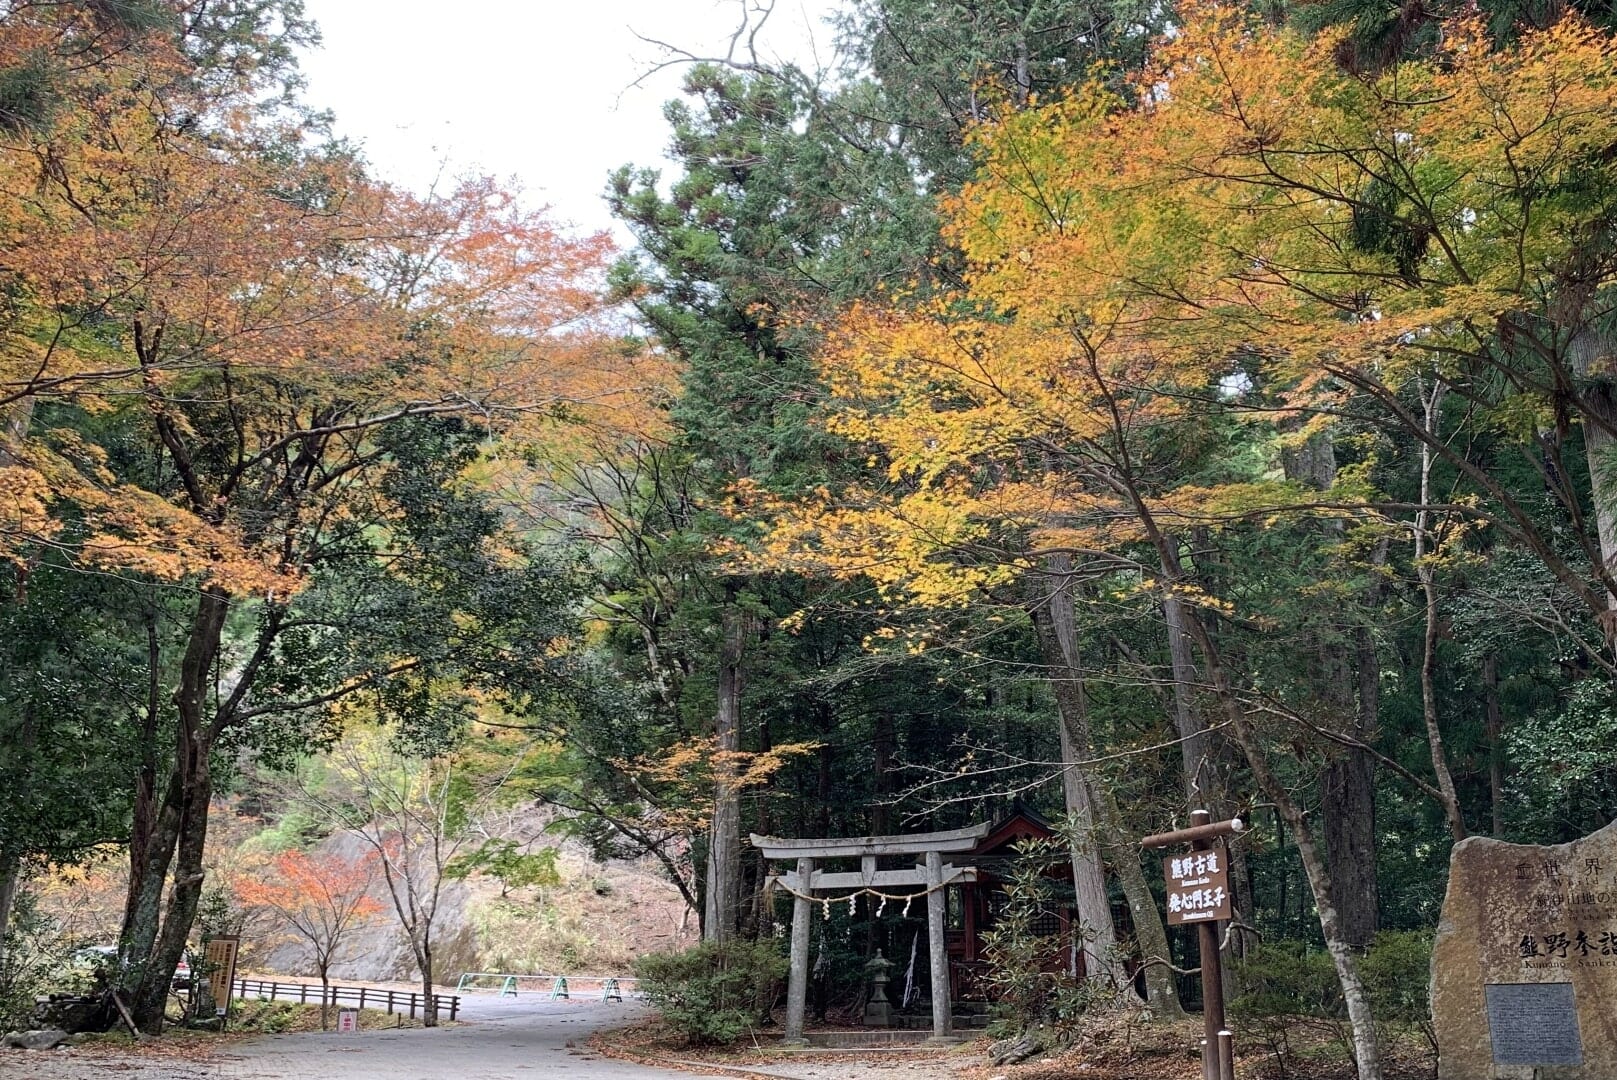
[1163,845,1232,925]
[205,936,240,1016]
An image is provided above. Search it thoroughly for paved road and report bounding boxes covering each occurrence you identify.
[1,997,733,1080]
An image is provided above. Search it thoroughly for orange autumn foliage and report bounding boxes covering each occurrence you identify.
[0,5,671,593]
[235,849,383,969]
[617,736,820,833]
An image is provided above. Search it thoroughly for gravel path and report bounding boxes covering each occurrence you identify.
[0,998,731,1080]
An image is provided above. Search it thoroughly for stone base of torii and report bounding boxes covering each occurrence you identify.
[751,822,989,1045]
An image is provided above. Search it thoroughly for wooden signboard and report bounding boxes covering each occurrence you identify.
[1144,813,1244,1080]
[1162,843,1232,925]
[337,1007,359,1033]
[205,936,241,1017]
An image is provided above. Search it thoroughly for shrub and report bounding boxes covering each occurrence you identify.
[0,893,74,1030]
[633,940,787,1045]
[1231,941,1345,1073]
[1232,941,1342,1021]
[979,838,1105,1037]
[1231,932,1436,1075]
[1360,930,1436,1051]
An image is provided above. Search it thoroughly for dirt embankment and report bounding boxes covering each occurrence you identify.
[261,806,696,983]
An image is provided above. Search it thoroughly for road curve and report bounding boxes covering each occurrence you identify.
[1,997,731,1080]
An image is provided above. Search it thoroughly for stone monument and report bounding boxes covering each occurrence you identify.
[1433,820,1617,1078]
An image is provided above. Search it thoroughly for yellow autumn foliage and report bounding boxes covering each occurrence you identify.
[746,4,1617,617]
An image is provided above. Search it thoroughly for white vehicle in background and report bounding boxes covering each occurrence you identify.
[70,945,196,991]
[70,944,118,971]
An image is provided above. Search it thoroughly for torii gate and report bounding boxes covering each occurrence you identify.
[751,822,989,1045]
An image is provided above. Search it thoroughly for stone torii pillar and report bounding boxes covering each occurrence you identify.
[924,849,951,1041]
[784,856,813,1042]
[752,822,989,1046]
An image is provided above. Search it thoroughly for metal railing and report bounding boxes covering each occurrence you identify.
[455,971,636,1001]
[232,977,460,1022]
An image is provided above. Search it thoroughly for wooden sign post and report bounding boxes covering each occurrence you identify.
[1142,810,1245,1080]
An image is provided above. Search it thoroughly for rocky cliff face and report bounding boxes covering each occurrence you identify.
[257,812,695,983]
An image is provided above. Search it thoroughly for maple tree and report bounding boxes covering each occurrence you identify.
[283,726,544,1027]
[236,849,382,1028]
[0,1,654,1032]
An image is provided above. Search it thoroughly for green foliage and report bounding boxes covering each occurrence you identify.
[1359,930,1435,1046]
[445,840,562,898]
[1505,682,1617,840]
[230,416,601,763]
[978,838,1104,1036]
[0,50,62,134]
[633,940,788,1045]
[840,0,1164,187]
[1234,932,1435,1069]
[1292,0,1617,73]
[236,998,304,1033]
[0,894,74,1031]
[1232,942,1347,1068]
[0,561,145,873]
[242,805,326,854]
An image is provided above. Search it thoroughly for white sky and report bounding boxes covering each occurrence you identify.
[297,2,845,243]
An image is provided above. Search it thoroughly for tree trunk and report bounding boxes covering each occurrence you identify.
[1033,559,1182,1016]
[1089,784,1186,1019]
[704,602,746,944]
[1320,747,1378,948]
[1415,382,1468,842]
[817,700,834,837]
[1418,567,1467,841]
[1279,430,1383,946]
[1320,632,1379,949]
[126,588,229,1033]
[420,941,437,1027]
[0,853,20,969]
[1164,582,1254,964]
[1483,652,1506,837]
[1552,254,1617,618]
[1580,383,1617,614]
[1030,559,1118,985]
[1179,606,1384,1080]
[131,759,212,1032]
[120,765,185,990]
[744,703,774,940]
[1162,593,1214,805]
[124,611,164,937]
[873,710,894,835]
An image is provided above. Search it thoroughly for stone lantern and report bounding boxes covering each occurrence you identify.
[864,949,895,1027]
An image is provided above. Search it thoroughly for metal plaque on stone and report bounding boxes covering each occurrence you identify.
[1162,842,1231,925]
[1484,982,1583,1066]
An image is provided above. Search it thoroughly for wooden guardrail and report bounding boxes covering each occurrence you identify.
[231,977,460,1022]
